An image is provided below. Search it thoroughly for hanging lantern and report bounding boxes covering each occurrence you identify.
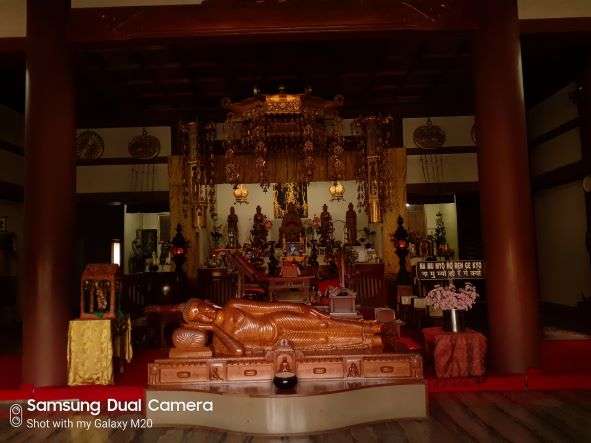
[329,181,345,201]
[128,128,161,159]
[76,130,104,160]
[233,184,249,204]
[413,118,446,183]
[353,116,393,223]
[412,118,446,149]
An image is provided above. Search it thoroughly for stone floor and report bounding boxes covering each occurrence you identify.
[1,391,591,442]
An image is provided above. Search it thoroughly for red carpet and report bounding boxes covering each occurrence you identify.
[1,339,591,400]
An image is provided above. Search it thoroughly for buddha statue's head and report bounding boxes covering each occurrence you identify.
[183,299,219,324]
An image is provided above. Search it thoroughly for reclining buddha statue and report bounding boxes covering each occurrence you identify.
[171,298,383,357]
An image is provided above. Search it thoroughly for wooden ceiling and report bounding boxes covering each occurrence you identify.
[74,33,474,126]
[0,31,589,126]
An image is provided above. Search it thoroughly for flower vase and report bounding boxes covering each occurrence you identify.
[443,309,465,333]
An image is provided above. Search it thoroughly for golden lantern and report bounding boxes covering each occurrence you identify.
[233,184,249,204]
[329,181,345,201]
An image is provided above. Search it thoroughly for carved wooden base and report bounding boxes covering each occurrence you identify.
[148,351,422,386]
[169,347,213,359]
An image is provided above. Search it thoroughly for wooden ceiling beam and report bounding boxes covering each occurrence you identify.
[69,1,478,44]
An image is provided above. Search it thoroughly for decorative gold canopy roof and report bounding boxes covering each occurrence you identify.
[222,88,344,120]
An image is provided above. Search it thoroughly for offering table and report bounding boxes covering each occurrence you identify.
[422,326,487,378]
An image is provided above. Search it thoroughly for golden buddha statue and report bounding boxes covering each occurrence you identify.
[173,298,383,356]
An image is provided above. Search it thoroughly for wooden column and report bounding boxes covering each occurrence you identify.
[473,0,540,373]
[382,148,407,276]
[23,0,76,386]
[168,155,200,289]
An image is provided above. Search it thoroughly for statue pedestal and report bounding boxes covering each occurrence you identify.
[149,351,422,385]
[169,348,213,359]
[146,381,427,434]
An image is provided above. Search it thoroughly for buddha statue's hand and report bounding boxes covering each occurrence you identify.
[309,309,330,319]
[197,323,214,331]
[185,323,213,332]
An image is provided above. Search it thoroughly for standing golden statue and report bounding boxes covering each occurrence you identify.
[345,202,359,245]
[172,298,383,356]
[279,202,304,244]
[226,206,239,249]
[251,205,268,249]
[319,204,334,246]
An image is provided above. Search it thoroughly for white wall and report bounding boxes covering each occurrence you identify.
[407,153,479,184]
[403,116,479,184]
[77,164,169,193]
[518,0,591,19]
[76,126,172,158]
[528,85,579,140]
[403,116,475,148]
[75,126,171,193]
[535,181,591,306]
[528,82,591,306]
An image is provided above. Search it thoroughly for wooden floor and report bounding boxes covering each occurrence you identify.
[2,391,591,442]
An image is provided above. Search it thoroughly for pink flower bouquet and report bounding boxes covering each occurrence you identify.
[425,282,479,311]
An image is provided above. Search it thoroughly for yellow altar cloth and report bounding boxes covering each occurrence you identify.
[67,319,114,386]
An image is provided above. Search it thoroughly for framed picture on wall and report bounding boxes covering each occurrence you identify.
[0,217,6,232]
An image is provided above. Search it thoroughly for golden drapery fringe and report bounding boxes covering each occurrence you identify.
[67,319,114,385]
[382,148,408,276]
[113,315,133,364]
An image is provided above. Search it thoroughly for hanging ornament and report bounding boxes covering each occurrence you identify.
[302,117,315,184]
[128,128,161,159]
[412,118,446,149]
[413,118,445,183]
[352,116,394,222]
[329,181,345,201]
[76,130,104,160]
[233,184,249,204]
[224,143,240,186]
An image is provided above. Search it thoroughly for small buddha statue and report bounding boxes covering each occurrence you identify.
[279,202,304,244]
[227,207,239,249]
[251,205,268,250]
[345,202,359,245]
[319,204,334,247]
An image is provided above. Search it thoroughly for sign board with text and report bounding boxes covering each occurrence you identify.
[416,260,485,281]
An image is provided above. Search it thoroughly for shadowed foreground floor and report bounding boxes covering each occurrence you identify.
[1,391,591,442]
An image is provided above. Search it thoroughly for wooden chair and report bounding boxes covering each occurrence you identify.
[348,263,387,308]
[411,297,427,329]
[396,285,415,323]
[227,252,267,300]
[197,267,237,306]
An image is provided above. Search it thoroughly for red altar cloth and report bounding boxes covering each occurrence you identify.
[422,326,487,378]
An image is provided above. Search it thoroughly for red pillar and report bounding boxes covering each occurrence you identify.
[23,0,75,386]
[473,0,540,373]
